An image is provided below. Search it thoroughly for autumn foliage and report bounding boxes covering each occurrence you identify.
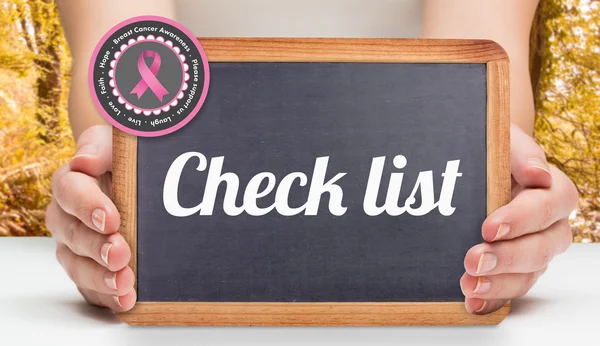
[531,0,600,242]
[0,0,73,236]
[0,0,598,241]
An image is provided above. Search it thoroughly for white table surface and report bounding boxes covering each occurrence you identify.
[1,238,598,346]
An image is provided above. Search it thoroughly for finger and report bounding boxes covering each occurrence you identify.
[466,219,572,275]
[510,124,553,188]
[70,125,113,177]
[465,298,508,315]
[482,166,579,241]
[56,244,134,296]
[46,200,130,271]
[460,267,547,300]
[78,287,136,312]
[52,169,119,234]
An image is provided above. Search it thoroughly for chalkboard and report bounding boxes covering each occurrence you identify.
[113,38,511,326]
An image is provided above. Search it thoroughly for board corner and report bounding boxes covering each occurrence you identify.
[485,301,511,326]
[481,39,510,63]
[116,310,141,326]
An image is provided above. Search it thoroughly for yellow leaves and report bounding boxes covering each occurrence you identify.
[533,0,600,242]
[0,0,73,237]
[0,52,35,76]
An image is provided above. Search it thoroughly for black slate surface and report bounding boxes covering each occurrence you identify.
[136,62,487,302]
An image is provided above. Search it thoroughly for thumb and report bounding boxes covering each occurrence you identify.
[510,124,553,188]
[70,125,113,177]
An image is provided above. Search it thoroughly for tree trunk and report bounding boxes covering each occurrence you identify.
[27,0,63,143]
[529,3,544,114]
[33,50,62,143]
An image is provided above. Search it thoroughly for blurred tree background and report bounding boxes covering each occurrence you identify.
[531,0,600,242]
[0,0,73,236]
[0,0,598,240]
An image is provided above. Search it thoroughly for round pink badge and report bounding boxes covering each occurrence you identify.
[89,16,210,137]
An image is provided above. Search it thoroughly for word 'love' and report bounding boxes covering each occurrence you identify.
[163,153,462,217]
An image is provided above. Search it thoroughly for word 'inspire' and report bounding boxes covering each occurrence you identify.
[163,153,462,217]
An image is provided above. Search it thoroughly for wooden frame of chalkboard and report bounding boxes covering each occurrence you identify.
[113,38,511,326]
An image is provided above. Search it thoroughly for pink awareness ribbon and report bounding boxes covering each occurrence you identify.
[130,50,169,102]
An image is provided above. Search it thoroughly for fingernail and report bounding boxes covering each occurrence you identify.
[493,223,511,241]
[527,157,551,174]
[113,296,123,308]
[100,243,112,267]
[74,143,99,158]
[476,253,497,274]
[92,209,106,233]
[473,277,492,294]
[104,272,118,290]
[476,300,488,313]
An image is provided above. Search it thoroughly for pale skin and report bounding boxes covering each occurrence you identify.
[50,0,578,314]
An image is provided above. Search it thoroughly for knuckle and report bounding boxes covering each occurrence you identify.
[79,125,110,147]
[51,164,67,189]
[44,203,57,235]
[65,265,77,283]
[73,195,90,220]
[55,245,63,265]
[77,287,94,305]
[536,236,553,270]
[65,221,101,259]
[79,126,99,144]
[518,273,537,298]
[565,180,580,209]
[541,199,554,229]
[538,252,551,269]
[55,172,74,203]
[558,220,573,254]
[504,252,515,270]
[526,272,537,290]
[51,169,60,187]
[57,246,76,282]
[63,219,78,247]
[73,192,96,222]
[66,256,81,284]
[494,277,506,296]
[88,234,102,260]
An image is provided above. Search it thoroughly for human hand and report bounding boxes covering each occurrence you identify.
[461,124,579,314]
[46,125,136,311]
